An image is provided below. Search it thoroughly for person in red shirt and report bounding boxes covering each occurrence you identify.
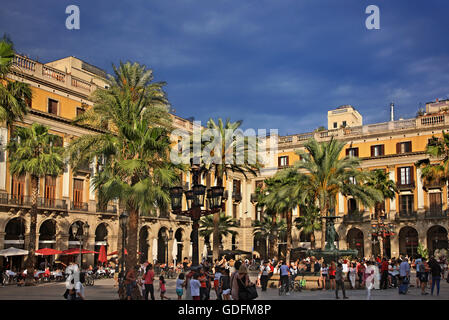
[380,258,389,289]
[143,264,155,300]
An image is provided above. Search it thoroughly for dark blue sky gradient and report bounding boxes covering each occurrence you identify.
[1,0,449,135]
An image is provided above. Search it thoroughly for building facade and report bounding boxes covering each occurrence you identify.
[1,53,448,269]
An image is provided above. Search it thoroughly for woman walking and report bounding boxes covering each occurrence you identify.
[348,262,357,289]
[320,263,328,290]
[429,257,442,296]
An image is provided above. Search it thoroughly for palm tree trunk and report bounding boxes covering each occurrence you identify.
[25,175,38,286]
[125,205,138,270]
[320,207,327,250]
[271,214,279,259]
[286,211,292,265]
[212,177,223,261]
[310,232,315,250]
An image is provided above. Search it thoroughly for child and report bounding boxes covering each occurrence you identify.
[190,274,201,301]
[176,273,185,300]
[159,275,170,300]
[220,269,231,300]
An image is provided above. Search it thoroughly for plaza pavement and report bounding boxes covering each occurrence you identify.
[0,272,447,300]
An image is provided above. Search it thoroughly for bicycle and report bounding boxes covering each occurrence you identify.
[278,278,290,296]
[85,273,95,286]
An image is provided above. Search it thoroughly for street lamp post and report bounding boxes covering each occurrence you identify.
[119,211,129,276]
[169,166,224,267]
[162,228,174,264]
[371,215,395,258]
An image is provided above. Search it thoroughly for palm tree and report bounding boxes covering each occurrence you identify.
[417,131,449,183]
[287,138,383,250]
[67,61,178,269]
[253,214,286,259]
[6,123,64,284]
[199,213,239,251]
[0,37,32,125]
[195,118,259,261]
[259,173,299,264]
[295,204,321,250]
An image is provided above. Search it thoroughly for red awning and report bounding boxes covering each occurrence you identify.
[35,248,62,256]
[98,245,108,263]
[107,249,141,256]
[61,248,99,255]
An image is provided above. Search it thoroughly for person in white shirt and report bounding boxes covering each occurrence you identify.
[74,272,86,300]
[190,274,201,300]
[259,261,271,292]
[364,261,376,300]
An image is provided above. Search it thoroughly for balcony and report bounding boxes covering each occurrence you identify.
[343,212,365,223]
[424,210,448,219]
[0,194,67,210]
[232,192,242,203]
[395,211,417,221]
[423,179,445,191]
[396,181,415,191]
[96,203,117,214]
[70,202,89,211]
[37,198,67,210]
[250,193,258,204]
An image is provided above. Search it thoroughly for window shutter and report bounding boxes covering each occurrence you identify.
[355,148,359,157]
[408,141,412,153]
[286,156,289,166]
[278,157,281,167]
[396,143,400,154]
[381,145,385,156]
[410,166,414,183]
[397,167,401,184]
[371,146,375,157]
[346,149,350,156]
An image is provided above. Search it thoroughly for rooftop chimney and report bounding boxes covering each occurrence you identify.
[390,102,394,122]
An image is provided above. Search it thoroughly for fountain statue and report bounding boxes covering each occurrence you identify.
[307,216,358,263]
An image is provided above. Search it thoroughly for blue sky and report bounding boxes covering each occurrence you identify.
[1,0,449,135]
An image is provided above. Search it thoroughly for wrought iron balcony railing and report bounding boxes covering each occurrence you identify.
[343,212,365,223]
[424,210,448,219]
[0,194,67,210]
[232,192,242,203]
[70,201,89,211]
[96,204,117,214]
[395,211,417,220]
[396,181,415,190]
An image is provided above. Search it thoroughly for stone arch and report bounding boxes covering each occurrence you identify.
[426,225,448,256]
[139,225,150,263]
[399,226,419,258]
[4,216,26,249]
[157,227,169,264]
[347,228,364,257]
[38,219,57,248]
[174,228,184,263]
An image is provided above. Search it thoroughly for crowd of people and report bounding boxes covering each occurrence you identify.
[120,253,448,300]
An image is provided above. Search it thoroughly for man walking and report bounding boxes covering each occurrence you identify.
[259,261,271,292]
[279,261,290,296]
[399,258,410,294]
[335,262,348,299]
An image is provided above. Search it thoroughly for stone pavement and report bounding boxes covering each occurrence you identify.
[0,273,447,300]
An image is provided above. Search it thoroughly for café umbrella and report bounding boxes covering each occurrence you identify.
[61,248,98,255]
[98,245,107,264]
[35,248,62,256]
[0,247,29,257]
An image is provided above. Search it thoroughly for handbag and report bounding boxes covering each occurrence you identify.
[238,276,258,300]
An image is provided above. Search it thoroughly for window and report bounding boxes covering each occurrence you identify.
[349,176,356,184]
[255,205,262,221]
[44,175,56,206]
[278,156,289,167]
[347,198,357,214]
[396,141,412,154]
[346,147,359,157]
[342,121,347,127]
[206,173,211,188]
[11,175,25,202]
[232,204,238,219]
[429,193,442,214]
[371,145,385,157]
[399,195,414,214]
[398,167,414,185]
[48,99,58,115]
[233,180,241,195]
[333,122,338,129]
[73,179,84,209]
[76,107,85,117]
